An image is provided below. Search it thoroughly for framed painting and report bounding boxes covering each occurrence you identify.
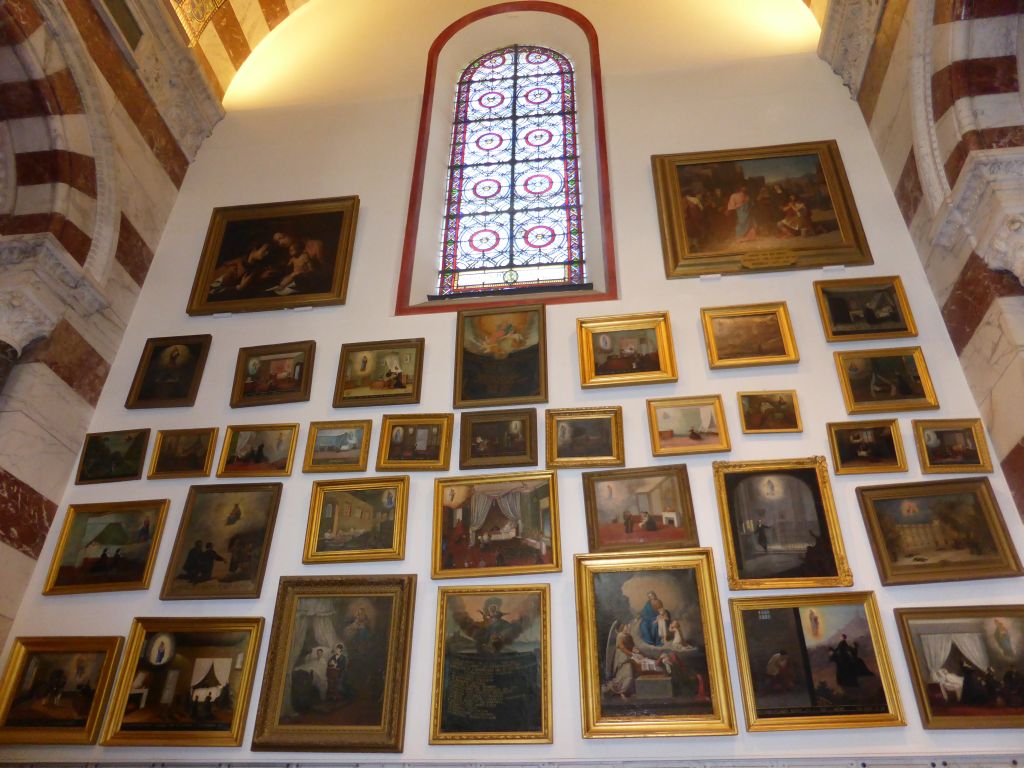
[576,311,677,388]
[0,636,122,744]
[912,418,992,474]
[834,347,938,414]
[545,406,624,468]
[230,340,315,408]
[160,482,282,600]
[43,499,168,596]
[730,592,903,731]
[433,470,560,579]
[124,334,211,409]
[185,195,359,316]
[75,428,150,485]
[376,414,453,472]
[430,584,551,744]
[856,478,1022,586]
[148,427,218,479]
[737,390,802,433]
[826,419,907,475]
[303,476,408,563]
[652,139,872,278]
[459,408,538,470]
[814,275,917,342]
[701,302,799,369]
[713,456,852,590]
[302,420,372,473]
[582,464,698,554]
[217,423,298,477]
[454,305,547,408]
[895,605,1024,729]
[646,395,730,456]
[574,548,736,737]
[101,616,263,746]
[251,575,416,752]
[333,338,424,408]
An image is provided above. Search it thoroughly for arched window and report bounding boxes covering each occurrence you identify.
[437,44,585,297]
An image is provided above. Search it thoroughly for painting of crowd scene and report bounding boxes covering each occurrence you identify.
[219,426,296,476]
[2,650,108,730]
[461,409,536,469]
[583,466,697,553]
[150,428,217,478]
[739,392,800,432]
[456,308,545,406]
[591,328,661,377]
[335,340,422,407]
[232,342,313,407]
[76,428,150,484]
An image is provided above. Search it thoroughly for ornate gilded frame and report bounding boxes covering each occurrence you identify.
[217,423,298,477]
[124,333,211,409]
[912,418,993,474]
[545,405,624,468]
[646,395,731,456]
[454,305,547,408]
[700,302,799,369]
[813,275,917,342]
[459,408,538,470]
[736,390,802,434]
[148,427,218,479]
[333,338,425,408]
[303,476,408,564]
[826,418,908,475]
[302,420,372,473]
[376,413,453,472]
[229,339,315,408]
[75,428,150,485]
[576,311,677,388]
[834,346,939,414]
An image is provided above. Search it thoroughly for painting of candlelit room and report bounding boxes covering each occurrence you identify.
[232,342,313,407]
[335,339,422,407]
[306,478,405,561]
[2,650,108,730]
[219,426,296,476]
[591,328,661,377]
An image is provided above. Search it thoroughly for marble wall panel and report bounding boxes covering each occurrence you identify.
[0,540,38,618]
[113,212,154,286]
[0,449,61,556]
[211,1,251,70]
[197,22,235,93]
[98,259,140,327]
[62,304,124,363]
[0,361,91,451]
[258,0,291,30]
[942,252,1024,353]
[982,350,1024,459]
[15,149,97,196]
[21,318,110,406]
[232,0,271,52]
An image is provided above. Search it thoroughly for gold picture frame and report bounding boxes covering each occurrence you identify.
[574,548,736,737]
[376,413,453,472]
[730,591,904,731]
[652,139,872,278]
[229,339,315,408]
[834,346,939,414]
[101,616,264,746]
[148,427,218,479]
[856,477,1022,586]
[826,418,907,475]
[647,395,730,456]
[43,499,169,596]
[713,456,852,590]
[701,302,799,369]
[0,635,122,744]
[813,275,917,342]
[459,408,538,470]
[303,476,408,564]
[429,584,551,744]
[912,418,993,474]
[433,470,560,579]
[545,406,624,468]
[217,423,298,477]
[75,428,150,485]
[737,390,802,433]
[454,305,547,408]
[251,574,416,752]
[333,338,424,408]
[124,334,211,409]
[302,420,372,473]
[576,311,677,388]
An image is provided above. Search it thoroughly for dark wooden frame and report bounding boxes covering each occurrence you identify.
[124,334,211,409]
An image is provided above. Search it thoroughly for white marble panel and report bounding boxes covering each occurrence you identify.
[913,208,972,306]
[986,350,1024,459]
[869,14,913,188]
[0,46,27,84]
[23,22,69,78]
[231,0,271,51]
[116,162,174,255]
[0,541,36,619]
[284,0,311,14]
[62,304,125,363]
[970,91,1024,131]
[0,362,91,451]
[0,410,76,503]
[967,15,1018,62]
[931,21,954,74]
[54,113,93,156]
[11,182,56,216]
[6,116,51,153]
[64,186,98,238]
[100,260,141,326]
[198,23,236,92]
[958,297,1022,405]
[933,98,962,162]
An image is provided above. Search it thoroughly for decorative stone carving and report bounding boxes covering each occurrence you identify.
[0,281,61,354]
[910,0,952,219]
[817,0,886,96]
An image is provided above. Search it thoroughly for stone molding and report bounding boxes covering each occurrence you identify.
[0,122,14,216]
[817,0,886,96]
[910,0,953,219]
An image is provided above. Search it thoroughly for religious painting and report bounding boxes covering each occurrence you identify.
[148,427,218,479]
[75,428,150,485]
[217,423,298,477]
[302,420,372,473]
[575,549,736,737]
[459,408,538,470]
[545,406,624,468]
[737,390,802,433]
[376,414,453,471]
[125,334,211,409]
[186,195,359,315]
[230,340,315,408]
[701,302,799,369]
[0,636,122,744]
[430,585,551,744]
[160,483,282,601]
[730,592,903,731]
[576,311,677,388]
[827,419,907,475]
[43,499,168,596]
[101,616,263,746]
[251,575,416,752]
[646,395,730,456]
[333,338,424,408]
[814,275,917,342]
[912,418,993,474]
[433,470,560,579]
[856,478,1022,586]
[895,605,1024,729]
[303,477,408,564]
[454,306,547,407]
[713,456,852,590]
[652,140,872,278]
[834,347,939,414]
[582,464,698,554]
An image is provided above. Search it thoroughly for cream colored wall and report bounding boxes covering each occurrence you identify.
[3,0,1024,761]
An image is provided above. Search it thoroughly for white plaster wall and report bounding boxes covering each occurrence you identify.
[3,0,1024,762]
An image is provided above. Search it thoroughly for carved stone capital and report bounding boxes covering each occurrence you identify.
[817,0,886,96]
[0,280,61,354]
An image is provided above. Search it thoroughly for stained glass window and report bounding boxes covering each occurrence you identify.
[436,45,586,297]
